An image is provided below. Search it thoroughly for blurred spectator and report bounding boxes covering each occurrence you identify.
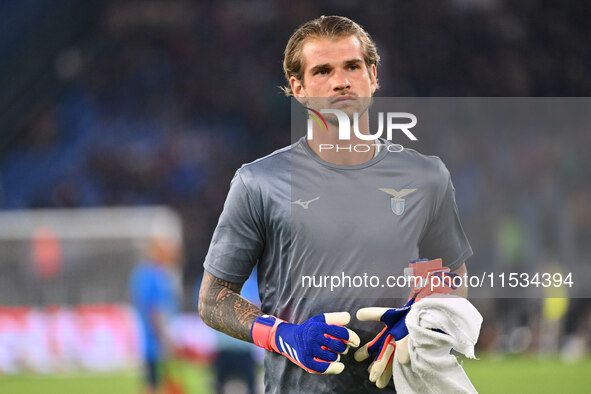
[129,236,182,394]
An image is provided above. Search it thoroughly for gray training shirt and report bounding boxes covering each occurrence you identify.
[204,137,472,393]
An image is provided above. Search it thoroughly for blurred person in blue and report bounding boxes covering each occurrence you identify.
[195,270,261,394]
[130,236,182,394]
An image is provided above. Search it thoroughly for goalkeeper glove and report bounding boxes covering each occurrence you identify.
[355,259,459,388]
[251,312,360,374]
[354,300,414,388]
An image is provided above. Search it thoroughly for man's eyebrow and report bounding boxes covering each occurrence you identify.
[309,59,364,73]
[343,58,363,65]
[309,63,331,73]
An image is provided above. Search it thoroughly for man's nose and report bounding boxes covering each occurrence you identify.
[332,69,351,91]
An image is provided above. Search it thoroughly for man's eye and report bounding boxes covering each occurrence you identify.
[315,69,328,75]
[348,64,360,70]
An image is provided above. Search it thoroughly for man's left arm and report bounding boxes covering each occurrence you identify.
[419,161,472,299]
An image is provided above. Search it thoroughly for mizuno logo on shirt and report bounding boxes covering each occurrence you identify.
[291,197,320,209]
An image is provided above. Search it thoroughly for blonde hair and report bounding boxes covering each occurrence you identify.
[281,15,380,96]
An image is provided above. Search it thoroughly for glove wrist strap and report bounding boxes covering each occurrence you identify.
[251,315,284,352]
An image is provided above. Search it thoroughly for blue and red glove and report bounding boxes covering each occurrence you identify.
[251,312,360,374]
[355,259,459,388]
[354,299,414,388]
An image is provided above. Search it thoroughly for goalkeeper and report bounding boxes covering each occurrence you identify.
[199,15,471,393]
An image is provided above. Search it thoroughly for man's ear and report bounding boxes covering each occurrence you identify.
[369,64,377,94]
[291,76,307,104]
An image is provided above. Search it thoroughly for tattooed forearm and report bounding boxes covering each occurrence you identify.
[198,270,263,342]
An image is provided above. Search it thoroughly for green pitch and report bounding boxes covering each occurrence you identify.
[0,372,141,394]
[0,362,212,394]
[1,356,590,393]
[462,355,591,393]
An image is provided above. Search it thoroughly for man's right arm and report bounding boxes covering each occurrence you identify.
[198,270,263,342]
[199,270,359,375]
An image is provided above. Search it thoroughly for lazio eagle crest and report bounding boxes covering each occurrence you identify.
[379,188,417,216]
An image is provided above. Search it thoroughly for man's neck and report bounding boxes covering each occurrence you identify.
[306,138,376,165]
[305,112,376,165]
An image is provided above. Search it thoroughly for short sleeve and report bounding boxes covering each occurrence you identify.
[203,170,265,283]
[418,164,473,271]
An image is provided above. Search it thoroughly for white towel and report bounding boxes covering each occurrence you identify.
[393,296,482,394]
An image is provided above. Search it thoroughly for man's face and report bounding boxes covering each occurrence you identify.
[291,35,377,122]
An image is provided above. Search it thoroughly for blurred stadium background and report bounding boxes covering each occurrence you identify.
[1,0,591,393]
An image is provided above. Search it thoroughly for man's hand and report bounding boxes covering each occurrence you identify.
[251,312,360,374]
[355,259,460,388]
[354,300,413,388]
